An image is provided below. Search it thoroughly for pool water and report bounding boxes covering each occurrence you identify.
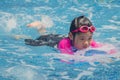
[0,0,120,80]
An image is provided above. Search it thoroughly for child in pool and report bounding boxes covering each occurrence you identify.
[25,15,116,54]
[58,15,100,54]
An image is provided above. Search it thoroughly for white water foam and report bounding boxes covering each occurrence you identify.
[41,15,54,28]
[6,18,17,32]
[42,46,120,80]
[3,65,46,80]
[43,45,120,66]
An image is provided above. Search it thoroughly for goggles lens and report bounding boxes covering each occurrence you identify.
[72,26,95,33]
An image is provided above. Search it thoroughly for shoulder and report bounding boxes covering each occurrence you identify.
[58,37,71,48]
[57,37,73,54]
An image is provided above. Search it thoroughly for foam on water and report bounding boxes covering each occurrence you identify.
[43,47,120,79]
[6,18,17,32]
[43,48,120,66]
[1,66,46,80]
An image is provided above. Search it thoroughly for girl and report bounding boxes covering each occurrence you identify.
[25,16,116,54]
[58,15,100,54]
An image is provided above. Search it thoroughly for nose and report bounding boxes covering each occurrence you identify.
[84,41,89,47]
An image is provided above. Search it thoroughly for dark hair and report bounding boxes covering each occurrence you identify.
[70,16,93,34]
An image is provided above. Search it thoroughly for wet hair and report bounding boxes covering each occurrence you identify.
[70,15,93,37]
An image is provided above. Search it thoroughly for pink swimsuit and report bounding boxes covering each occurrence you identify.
[58,38,116,54]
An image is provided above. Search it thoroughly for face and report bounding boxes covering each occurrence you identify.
[71,31,93,50]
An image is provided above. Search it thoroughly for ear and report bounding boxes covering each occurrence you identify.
[68,32,73,40]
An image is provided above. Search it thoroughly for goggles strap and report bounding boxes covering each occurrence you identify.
[75,18,78,27]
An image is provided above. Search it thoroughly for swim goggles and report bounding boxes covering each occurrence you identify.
[72,26,96,33]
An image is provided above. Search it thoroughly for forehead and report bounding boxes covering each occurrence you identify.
[76,31,93,37]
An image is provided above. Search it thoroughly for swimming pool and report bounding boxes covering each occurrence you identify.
[0,0,120,80]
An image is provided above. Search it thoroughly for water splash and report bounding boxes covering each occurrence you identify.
[6,18,17,32]
[41,15,54,28]
[43,46,120,67]
[1,65,46,80]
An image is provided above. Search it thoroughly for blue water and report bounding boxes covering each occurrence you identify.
[0,0,120,80]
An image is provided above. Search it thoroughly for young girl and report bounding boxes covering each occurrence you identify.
[58,16,100,54]
[25,16,116,54]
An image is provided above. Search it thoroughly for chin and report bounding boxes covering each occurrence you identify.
[81,47,89,50]
[78,48,86,50]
